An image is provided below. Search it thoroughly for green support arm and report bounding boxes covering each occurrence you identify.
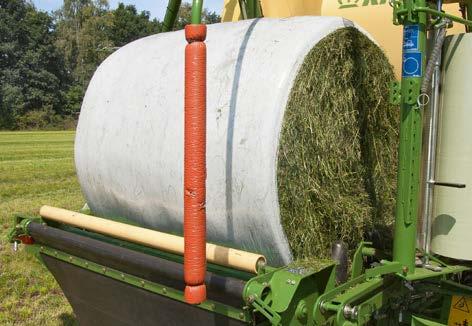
[391,0,428,274]
[162,0,182,32]
[191,0,204,24]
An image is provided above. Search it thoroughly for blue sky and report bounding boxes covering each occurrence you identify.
[32,0,223,19]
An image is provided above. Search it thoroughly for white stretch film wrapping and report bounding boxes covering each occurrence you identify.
[76,17,363,266]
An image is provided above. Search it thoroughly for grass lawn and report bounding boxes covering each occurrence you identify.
[0,131,83,325]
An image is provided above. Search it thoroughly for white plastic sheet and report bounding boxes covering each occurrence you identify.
[76,17,363,266]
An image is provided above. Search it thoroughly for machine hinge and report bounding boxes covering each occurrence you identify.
[247,294,282,325]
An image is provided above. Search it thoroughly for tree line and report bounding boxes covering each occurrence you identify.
[0,0,220,130]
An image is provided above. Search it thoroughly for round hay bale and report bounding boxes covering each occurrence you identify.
[75,17,398,266]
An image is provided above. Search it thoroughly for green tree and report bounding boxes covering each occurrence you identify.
[54,0,113,115]
[108,3,161,47]
[174,2,221,30]
[0,0,221,129]
[0,0,68,128]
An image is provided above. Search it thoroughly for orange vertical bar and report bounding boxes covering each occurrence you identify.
[183,24,207,305]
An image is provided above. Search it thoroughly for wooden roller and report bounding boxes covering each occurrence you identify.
[39,205,265,274]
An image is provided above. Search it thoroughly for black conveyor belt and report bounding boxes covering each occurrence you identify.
[28,222,246,308]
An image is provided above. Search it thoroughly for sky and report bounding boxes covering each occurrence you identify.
[32,0,223,19]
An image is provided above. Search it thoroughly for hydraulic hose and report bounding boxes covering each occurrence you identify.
[421,24,446,93]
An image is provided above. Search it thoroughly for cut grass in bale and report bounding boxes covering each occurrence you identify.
[277,27,399,261]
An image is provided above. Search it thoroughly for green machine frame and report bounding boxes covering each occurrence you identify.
[8,0,472,325]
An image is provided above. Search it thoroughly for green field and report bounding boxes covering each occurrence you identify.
[0,131,83,325]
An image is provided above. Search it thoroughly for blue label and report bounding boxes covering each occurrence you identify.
[403,25,419,52]
[402,52,422,78]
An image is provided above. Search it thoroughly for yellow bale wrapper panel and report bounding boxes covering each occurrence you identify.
[222,0,322,21]
[222,0,465,78]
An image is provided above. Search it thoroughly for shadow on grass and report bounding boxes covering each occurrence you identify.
[59,313,77,326]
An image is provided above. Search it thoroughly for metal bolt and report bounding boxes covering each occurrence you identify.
[296,301,307,321]
[373,310,387,320]
[40,246,44,250]
[68,256,73,262]
[140,280,145,287]
[239,312,245,320]
[343,305,358,320]
[319,301,326,314]
[402,266,409,274]
[262,282,269,287]
[404,281,414,291]
[247,295,255,303]
[209,303,215,310]
[120,273,125,279]
[162,288,167,294]
[54,251,58,256]
[102,267,106,273]
[85,262,89,267]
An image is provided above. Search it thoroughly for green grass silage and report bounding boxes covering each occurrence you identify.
[278,28,399,261]
[0,131,83,325]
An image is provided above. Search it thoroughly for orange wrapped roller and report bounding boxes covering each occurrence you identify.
[184,23,207,305]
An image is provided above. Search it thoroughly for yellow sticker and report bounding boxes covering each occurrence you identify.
[449,296,472,326]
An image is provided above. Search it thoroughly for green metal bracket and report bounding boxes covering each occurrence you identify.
[244,261,336,325]
[249,294,282,325]
[39,245,251,323]
[314,261,403,324]
[354,281,400,325]
[366,260,402,278]
[404,265,470,282]
[402,79,420,106]
[351,241,374,279]
[393,1,472,27]
[7,215,38,244]
[390,81,402,105]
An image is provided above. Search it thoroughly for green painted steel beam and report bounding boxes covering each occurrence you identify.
[392,0,428,274]
[238,0,262,19]
[246,0,262,19]
[253,0,262,18]
[403,265,470,281]
[467,1,472,30]
[191,0,204,24]
[39,245,251,323]
[162,0,182,32]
